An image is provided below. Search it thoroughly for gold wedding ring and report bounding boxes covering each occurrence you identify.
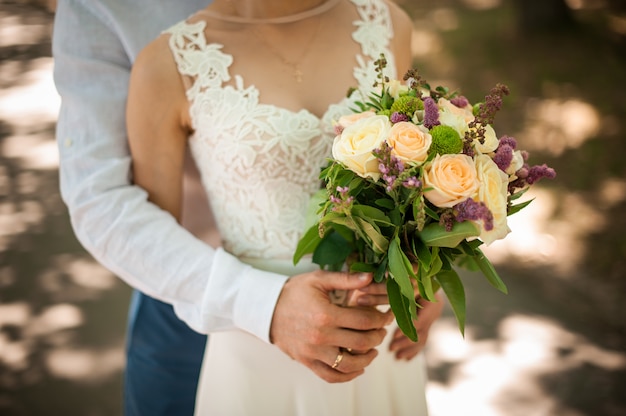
[331,348,344,369]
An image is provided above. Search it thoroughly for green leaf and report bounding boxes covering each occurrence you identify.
[375,198,395,210]
[349,262,377,273]
[509,187,530,201]
[386,277,418,342]
[353,216,390,254]
[459,239,483,256]
[351,205,392,226]
[419,221,481,248]
[508,198,534,216]
[387,237,417,302]
[418,251,441,302]
[293,224,322,265]
[412,236,432,269]
[374,257,388,283]
[473,248,508,294]
[312,232,352,268]
[435,270,466,337]
[424,205,439,221]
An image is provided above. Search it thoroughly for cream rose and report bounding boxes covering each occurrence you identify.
[506,149,524,176]
[387,122,432,164]
[332,115,391,180]
[474,154,511,244]
[423,154,480,208]
[387,79,410,99]
[438,98,474,137]
[473,124,499,154]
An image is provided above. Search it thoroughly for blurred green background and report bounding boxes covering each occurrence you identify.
[1,0,625,415]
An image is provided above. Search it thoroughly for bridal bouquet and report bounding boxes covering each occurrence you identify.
[293,55,556,341]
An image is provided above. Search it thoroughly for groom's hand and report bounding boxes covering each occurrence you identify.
[269,271,392,383]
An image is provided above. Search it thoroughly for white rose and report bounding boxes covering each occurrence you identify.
[473,124,499,154]
[332,115,391,180]
[387,79,410,99]
[474,154,510,244]
[438,98,474,137]
[506,150,524,176]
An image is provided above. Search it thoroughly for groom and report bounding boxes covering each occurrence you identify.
[53,1,442,415]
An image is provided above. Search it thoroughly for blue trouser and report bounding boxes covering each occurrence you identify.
[124,290,207,416]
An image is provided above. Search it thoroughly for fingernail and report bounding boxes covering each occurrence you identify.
[358,273,369,281]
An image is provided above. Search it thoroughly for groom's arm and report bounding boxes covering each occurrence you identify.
[53,0,389,382]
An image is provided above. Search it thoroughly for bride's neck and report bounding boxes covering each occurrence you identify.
[218,0,329,20]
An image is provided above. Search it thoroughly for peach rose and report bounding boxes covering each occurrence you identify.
[474,154,510,244]
[336,110,377,130]
[332,115,391,180]
[387,122,432,164]
[423,154,480,208]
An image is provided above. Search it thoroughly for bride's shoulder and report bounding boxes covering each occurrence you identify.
[383,1,413,72]
[384,0,413,34]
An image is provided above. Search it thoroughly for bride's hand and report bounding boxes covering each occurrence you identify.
[269,271,393,383]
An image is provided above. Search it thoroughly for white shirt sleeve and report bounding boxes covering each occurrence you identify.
[52,0,288,342]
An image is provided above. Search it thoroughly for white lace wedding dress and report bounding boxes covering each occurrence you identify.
[165,0,429,414]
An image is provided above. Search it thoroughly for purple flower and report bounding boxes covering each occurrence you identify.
[493,144,514,172]
[390,112,410,124]
[330,186,354,212]
[439,210,456,232]
[423,97,440,129]
[403,176,421,189]
[454,199,494,231]
[373,142,405,192]
[499,135,517,150]
[450,96,469,108]
[526,164,557,184]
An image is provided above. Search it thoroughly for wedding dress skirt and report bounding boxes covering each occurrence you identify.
[194,258,430,416]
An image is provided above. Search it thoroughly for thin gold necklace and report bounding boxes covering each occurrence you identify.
[202,0,341,25]
[250,18,323,83]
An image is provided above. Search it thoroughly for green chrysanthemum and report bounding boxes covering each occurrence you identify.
[390,95,423,116]
[428,125,463,156]
[377,109,393,117]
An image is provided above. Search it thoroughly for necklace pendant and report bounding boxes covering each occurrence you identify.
[294,66,303,83]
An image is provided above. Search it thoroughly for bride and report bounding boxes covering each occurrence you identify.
[126,0,443,414]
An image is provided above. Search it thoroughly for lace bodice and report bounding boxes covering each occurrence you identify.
[166,0,397,260]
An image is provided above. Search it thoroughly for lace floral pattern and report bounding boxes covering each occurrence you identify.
[165,0,395,259]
